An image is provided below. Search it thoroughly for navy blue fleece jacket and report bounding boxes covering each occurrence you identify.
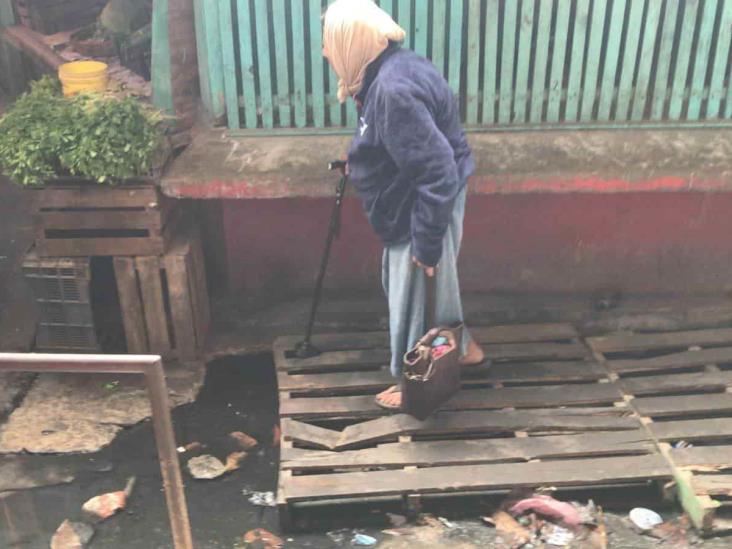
[347,45,474,267]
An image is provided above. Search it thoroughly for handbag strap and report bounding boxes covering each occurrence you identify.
[424,266,437,330]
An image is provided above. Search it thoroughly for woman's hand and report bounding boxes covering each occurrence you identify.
[412,256,435,277]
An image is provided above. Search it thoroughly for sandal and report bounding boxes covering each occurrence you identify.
[375,385,402,411]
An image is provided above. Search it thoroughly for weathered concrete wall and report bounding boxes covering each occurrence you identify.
[222,192,732,298]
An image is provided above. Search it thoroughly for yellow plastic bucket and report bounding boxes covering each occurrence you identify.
[58,61,109,96]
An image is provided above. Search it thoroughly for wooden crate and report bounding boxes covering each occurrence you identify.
[32,179,178,258]
[588,328,732,534]
[13,0,105,35]
[273,323,677,530]
[113,223,210,360]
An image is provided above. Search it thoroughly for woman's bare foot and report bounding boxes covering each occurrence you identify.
[375,385,402,409]
[459,339,486,365]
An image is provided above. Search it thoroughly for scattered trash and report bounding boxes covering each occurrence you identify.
[386,513,407,527]
[241,528,283,549]
[50,520,94,549]
[225,451,248,472]
[648,516,690,547]
[629,507,663,531]
[688,345,702,352]
[509,494,582,527]
[437,516,456,529]
[352,533,377,546]
[326,529,351,544]
[230,431,259,449]
[246,490,276,507]
[187,455,227,480]
[102,381,119,391]
[673,440,693,449]
[272,424,281,447]
[177,441,205,454]
[483,511,532,548]
[82,476,136,521]
[545,524,574,546]
[589,506,608,549]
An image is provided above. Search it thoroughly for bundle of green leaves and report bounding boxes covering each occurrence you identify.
[0,76,163,185]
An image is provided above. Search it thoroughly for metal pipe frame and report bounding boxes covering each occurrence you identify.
[0,353,194,549]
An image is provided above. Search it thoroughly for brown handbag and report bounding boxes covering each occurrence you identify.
[401,267,463,420]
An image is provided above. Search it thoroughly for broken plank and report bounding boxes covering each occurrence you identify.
[607,347,732,374]
[281,430,654,470]
[280,419,341,450]
[280,383,623,419]
[278,349,391,372]
[472,323,578,344]
[671,446,732,469]
[633,393,732,418]
[589,328,732,354]
[622,371,732,396]
[650,418,732,442]
[485,342,589,362]
[282,454,671,501]
[334,408,640,450]
[691,474,732,496]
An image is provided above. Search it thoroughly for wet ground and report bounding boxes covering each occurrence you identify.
[0,355,730,548]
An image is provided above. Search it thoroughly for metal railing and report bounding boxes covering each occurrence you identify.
[0,353,194,549]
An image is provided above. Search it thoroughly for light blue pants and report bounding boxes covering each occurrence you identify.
[382,187,472,377]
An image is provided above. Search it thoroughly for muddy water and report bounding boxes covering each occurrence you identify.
[1,356,730,548]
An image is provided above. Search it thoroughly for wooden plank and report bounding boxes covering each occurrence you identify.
[282,383,623,420]
[465,0,481,124]
[398,0,411,49]
[447,0,463,96]
[379,0,394,16]
[484,342,588,362]
[39,210,163,230]
[580,0,609,120]
[687,0,719,119]
[281,418,340,450]
[631,0,663,120]
[691,474,732,496]
[272,0,292,127]
[546,0,571,122]
[706,1,732,119]
[253,0,274,128]
[623,371,732,396]
[290,0,307,128]
[513,0,535,123]
[113,258,148,353]
[35,237,166,258]
[282,430,655,471]
[651,0,681,119]
[35,187,158,209]
[188,233,211,345]
[308,0,326,128]
[596,0,627,121]
[589,328,732,354]
[217,0,240,129]
[633,393,732,418]
[431,0,447,75]
[413,0,428,57]
[530,0,553,122]
[672,446,732,469]
[668,0,700,119]
[565,0,590,122]
[275,332,388,354]
[193,0,214,117]
[608,347,732,374]
[279,348,391,372]
[282,454,672,501]
[236,0,258,129]
[135,256,171,352]
[480,0,499,124]
[278,369,393,393]
[472,323,578,344]
[151,0,174,113]
[614,0,645,120]
[650,418,732,442]
[165,252,196,359]
[334,408,640,450]
[498,0,518,124]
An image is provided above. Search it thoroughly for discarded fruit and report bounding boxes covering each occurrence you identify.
[510,494,582,527]
[82,476,136,521]
[230,431,258,449]
[187,455,227,480]
[50,520,94,549]
[225,451,248,472]
[242,528,283,549]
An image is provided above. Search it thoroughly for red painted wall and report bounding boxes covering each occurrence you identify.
[222,192,732,299]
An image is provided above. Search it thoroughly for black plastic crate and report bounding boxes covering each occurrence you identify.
[36,324,98,352]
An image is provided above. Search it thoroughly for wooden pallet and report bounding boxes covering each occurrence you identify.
[113,222,210,360]
[32,179,178,257]
[274,323,676,529]
[588,328,732,534]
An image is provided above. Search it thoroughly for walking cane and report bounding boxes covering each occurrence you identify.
[294,160,348,358]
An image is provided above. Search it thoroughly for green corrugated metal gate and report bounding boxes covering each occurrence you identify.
[196,0,732,133]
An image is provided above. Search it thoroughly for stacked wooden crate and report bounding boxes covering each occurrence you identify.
[24,178,209,359]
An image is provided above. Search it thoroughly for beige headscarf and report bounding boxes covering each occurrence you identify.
[323,0,406,103]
